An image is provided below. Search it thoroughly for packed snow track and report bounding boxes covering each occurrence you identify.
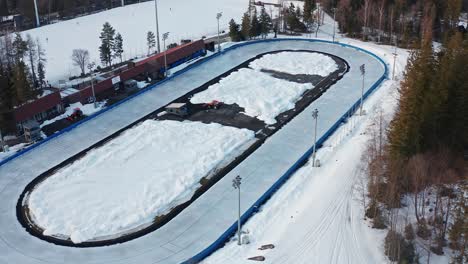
[0,39,386,264]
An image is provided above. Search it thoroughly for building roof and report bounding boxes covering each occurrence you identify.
[14,91,62,123]
[166,103,186,109]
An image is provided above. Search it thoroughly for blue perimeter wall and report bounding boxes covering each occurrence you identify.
[0,39,388,263]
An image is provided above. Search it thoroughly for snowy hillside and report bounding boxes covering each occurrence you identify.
[19,0,249,84]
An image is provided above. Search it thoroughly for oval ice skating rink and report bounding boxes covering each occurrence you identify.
[0,39,385,264]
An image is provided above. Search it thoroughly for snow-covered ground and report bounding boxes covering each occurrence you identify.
[18,0,249,84]
[27,120,255,243]
[202,42,409,264]
[191,68,313,124]
[191,51,337,124]
[249,51,338,76]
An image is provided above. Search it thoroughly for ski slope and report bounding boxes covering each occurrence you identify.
[19,0,249,84]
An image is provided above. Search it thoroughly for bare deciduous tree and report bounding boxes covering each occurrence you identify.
[71,49,90,76]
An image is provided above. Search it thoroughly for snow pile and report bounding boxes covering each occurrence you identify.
[27,120,255,243]
[40,101,105,128]
[250,52,338,76]
[191,68,313,124]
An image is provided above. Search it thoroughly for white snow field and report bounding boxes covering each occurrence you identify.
[249,51,338,76]
[0,39,385,264]
[191,68,313,124]
[19,0,249,84]
[27,120,255,244]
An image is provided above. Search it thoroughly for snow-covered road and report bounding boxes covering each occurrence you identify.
[0,39,385,264]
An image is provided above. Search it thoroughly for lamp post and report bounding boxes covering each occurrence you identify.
[33,0,40,27]
[154,0,161,53]
[232,175,242,246]
[0,128,4,152]
[162,32,169,77]
[87,62,97,109]
[392,43,398,81]
[359,64,366,116]
[332,7,337,42]
[121,0,124,7]
[312,109,319,167]
[216,12,223,53]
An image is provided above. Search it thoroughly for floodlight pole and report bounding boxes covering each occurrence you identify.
[33,0,40,27]
[360,64,366,116]
[312,109,319,167]
[232,175,242,245]
[87,63,97,108]
[332,8,337,42]
[216,12,223,53]
[154,0,161,53]
[0,128,4,152]
[392,45,398,80]
[163,32,169,77]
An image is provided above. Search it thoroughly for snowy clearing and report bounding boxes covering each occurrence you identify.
[18,0,249,84]
[191,68,313,124]
[27,120,255,243]
[249,51,338,76]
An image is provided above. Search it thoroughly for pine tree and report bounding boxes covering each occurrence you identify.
[113,33,124,63]
[36,38,46,89]
[26,34,38,89]
[259,7,272,39]
[147,31,156,54]
[12,33,27,62]
[250,10,261,39]
[228,19,242,42]
[99,22,115,67]
[241,12,251,40]
[303,0,314,25]
[13,61,33,104]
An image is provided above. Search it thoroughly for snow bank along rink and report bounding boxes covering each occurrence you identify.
[0,39,385,264]
[191,52,337,124]
[27,121,255,244]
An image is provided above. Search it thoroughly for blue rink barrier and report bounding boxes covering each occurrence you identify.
[182,39,389,264]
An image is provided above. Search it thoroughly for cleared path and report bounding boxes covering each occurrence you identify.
[0,39,385,264]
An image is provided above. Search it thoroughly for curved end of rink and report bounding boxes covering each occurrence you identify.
[180,38,389,264]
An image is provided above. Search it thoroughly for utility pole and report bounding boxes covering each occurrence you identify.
[154,0,161,53]
[216,12,223,53]
[312,109,319,167]
[359,64,366,116]
[163,32,169,77]
[33,0,40,27]
[232,175,242,246]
